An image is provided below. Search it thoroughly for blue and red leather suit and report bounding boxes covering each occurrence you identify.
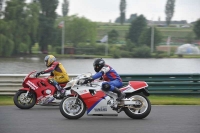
[92,65,123,91]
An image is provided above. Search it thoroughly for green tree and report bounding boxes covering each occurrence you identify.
[193,19,200,39]
[0,0,2,10]
[127,15,147,45]
[0,0,4,16]
[126,14,137,23]
[62,0,69,16]
[26,2,40,53]
[38,0,58,52]
[139,27,163,48]
[124,39,135,52]
[119,0,126,25]
[108,29,119,44]
[4,0,25,55]
[114,16,120,23]
[133,45,151,58]
[0,20,14,57]
[115,13,137,23]
[165,0,175,26]
[64,16,97,47]
[3,0,40,55]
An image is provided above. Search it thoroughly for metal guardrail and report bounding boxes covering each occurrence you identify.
[0,74,78,96]
[0,73,200,95]
[120,74,200,95]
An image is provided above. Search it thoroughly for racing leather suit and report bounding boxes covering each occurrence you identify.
[92,64,123,91]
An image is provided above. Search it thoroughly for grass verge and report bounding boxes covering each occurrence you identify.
[0,96,14,105]
[1,95,200,106]
[149,95,200,105]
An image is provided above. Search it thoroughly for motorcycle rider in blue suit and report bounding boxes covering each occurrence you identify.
[84,58,125,101]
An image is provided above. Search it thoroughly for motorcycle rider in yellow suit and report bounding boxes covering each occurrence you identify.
[36,55,69,97]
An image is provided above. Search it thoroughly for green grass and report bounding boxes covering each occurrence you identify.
[1,95,200,106]
[0,96,14,105]
[149,95,200,105]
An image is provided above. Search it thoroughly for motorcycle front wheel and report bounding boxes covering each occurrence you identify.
[59,96,86,119]
[123,93,151,119]
[13,90,36,109]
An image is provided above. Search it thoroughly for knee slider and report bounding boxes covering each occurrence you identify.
[102,83,111,91]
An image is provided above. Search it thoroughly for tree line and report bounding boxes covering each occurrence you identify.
[117,0,175,26]
[0,0,200,58]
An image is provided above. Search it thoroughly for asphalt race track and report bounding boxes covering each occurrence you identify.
[0,105,200,133]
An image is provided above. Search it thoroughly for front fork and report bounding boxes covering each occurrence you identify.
[20,88,31,97]
[73,93,79,105]
[25,91,29,97]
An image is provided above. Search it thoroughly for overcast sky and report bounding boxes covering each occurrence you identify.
[56,0,200,23]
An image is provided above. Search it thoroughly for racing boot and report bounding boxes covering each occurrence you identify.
[60,88,66,98]
[55,84,65,98]
[112,87,125,101]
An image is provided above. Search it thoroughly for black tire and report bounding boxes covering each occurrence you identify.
[123,93,151,119]
[13,90,36,109]
[59,96,86,119]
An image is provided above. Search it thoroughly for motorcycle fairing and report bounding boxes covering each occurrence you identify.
[77,90,117,115]
[78,90,106,113]
[129,81,148,89]
[35,79,56,95]
[19,87,31,91]
[87,96,117,115]
[86,96,105,114]
[120,81,148,93]
[23,77,56,102]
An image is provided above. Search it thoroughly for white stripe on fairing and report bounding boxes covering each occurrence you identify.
[26,82,36,90]
[26,80,38,90]
[27,80,38,89]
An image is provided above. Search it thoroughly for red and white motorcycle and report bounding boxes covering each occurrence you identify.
[60,73,151,119]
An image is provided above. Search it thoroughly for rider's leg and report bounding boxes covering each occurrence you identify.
[109,80,125,101]
[111,87,125,101]
[49,79,62,90]
[49,79,65,96]
[102,81,125,101]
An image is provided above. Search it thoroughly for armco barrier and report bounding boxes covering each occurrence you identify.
[120,74,200,95]
[0,73,200,95]
[0,74,77,96]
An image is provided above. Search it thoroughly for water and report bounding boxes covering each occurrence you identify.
[0,57,200,74]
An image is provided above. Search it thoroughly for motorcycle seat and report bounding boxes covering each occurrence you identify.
[59,82,68,87]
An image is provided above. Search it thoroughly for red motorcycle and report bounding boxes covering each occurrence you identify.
[13,71,68,109]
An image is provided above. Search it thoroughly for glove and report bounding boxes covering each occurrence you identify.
[40,71,45,74]
[83,77,94,84]
[36,71,45,77]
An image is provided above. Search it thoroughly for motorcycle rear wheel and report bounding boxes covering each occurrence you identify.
[13,90,36,109]
[59,96,86,119]
[123,93,151,119]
